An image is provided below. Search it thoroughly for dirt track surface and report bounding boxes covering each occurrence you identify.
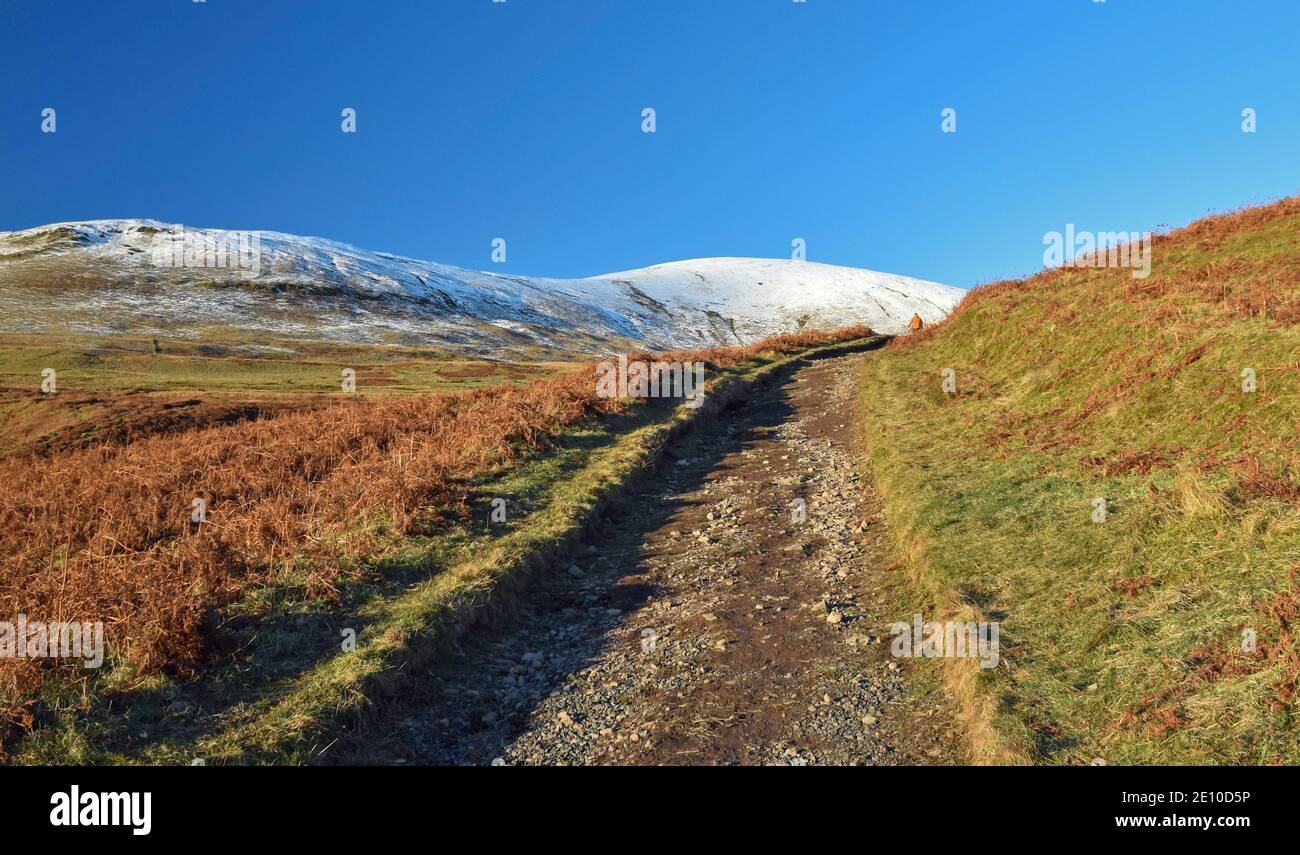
[348,351,963,765]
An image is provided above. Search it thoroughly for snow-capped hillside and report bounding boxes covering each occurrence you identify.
[0,220,964,355]
[573,257,963,342]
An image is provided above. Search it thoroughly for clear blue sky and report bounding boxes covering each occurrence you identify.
[2,0,1298,287]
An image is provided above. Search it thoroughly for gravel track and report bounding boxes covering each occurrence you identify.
[347,351,963,766]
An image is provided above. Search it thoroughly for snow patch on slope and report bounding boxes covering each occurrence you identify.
[0,220,965,354]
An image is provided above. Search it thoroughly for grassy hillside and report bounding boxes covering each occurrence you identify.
[0,326,876,763]
[859,197,1300,765]
[0,333,573,458]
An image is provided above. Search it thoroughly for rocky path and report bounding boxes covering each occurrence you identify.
[350,351,963,766]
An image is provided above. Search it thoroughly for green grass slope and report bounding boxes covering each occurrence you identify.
[860,197,1300,765]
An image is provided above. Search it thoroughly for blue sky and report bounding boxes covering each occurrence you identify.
[2,0,1298,287]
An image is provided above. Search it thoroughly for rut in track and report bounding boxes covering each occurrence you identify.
[345,350,963,766]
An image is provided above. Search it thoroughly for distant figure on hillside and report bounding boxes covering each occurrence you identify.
[908,313,924,333]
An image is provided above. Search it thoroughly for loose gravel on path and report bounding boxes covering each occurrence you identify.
[349,351,963,766]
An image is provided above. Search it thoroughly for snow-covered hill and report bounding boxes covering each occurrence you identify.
[0,220,964,355]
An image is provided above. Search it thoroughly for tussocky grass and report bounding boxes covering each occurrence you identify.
[858,196,1300,765]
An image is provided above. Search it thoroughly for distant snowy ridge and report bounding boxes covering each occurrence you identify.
[0,220,965,355]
